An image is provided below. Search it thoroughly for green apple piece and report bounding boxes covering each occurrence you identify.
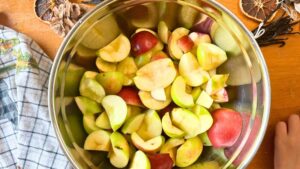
[191,87,202,101]
[197,43,227,71]
[95,112,111,130]
[162,112,185,138]
[96,72,124,94]
[96,57,117,72]
[122,113,145,134]
[199,132,212,146]
[110,132,130,168]
[151,87,166,101]
[179,52,210,86]
[75,96,102,115]
[160,138,185,163]
[84,130,111,151]
[171,108,201,138]
[137,110,162,140]
[139,87,171,110]
[79,72,105,103]
[101,95,127,131]
[158,21,170,44]
[126,105,142,120]
[171,76,194,108]
[130,150,151,169]
[96,34,130,62]
[134,52,152,68]
[181,161,220,169]
[83,115,101,134]
[192,105,213,133]
[168,27,190,59]
[196,91,213,109]
[176,136,203,167]
[131,132,165,153]
[205,74,229,95]
[134,58,177,91]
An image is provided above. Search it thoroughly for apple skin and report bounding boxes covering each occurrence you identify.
[168,27,190,59]
[96,71,124,94]
[192,105,213,134]
[117,87,143,107]
[131,31,159,57]
[208,108,243,148]
[177,35,194,53]
[224,113,261,166]
[151,51,168,61]
[148,154,173,169]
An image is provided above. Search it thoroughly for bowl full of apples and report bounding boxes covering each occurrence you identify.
[48,0,271,168]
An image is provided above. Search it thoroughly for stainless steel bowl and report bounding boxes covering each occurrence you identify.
[48,0,271,168]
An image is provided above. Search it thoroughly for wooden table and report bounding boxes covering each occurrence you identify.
[1,0,300,168]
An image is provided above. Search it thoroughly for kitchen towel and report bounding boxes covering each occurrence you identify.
[0,25,72,169]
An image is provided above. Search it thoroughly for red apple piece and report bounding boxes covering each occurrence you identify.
[177,35,194,53]
[148,154,173,169]
[117,87,143,107]
[151,51,168,61]
[208,108,243,148]
[131,31,159,57]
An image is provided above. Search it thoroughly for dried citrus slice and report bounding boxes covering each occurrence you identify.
[239,0,279,22]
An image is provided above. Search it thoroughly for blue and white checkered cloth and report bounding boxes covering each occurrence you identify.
[0,25,72,169]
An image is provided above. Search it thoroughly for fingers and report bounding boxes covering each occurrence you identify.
[276,121,288,140]
[288,114,300,136]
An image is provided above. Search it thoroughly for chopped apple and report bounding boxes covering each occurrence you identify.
[162,112,185,138]
[171,76,194,108]
[83,115,101,134]
[181,161,220,169]
[179,52,210,87]
[139,87,171,110]
[74,45,97,67]
[96,71,124,94]
[134,58,177,91]
[160,138,185,163]
[134,52,152,68]
[122,113,145,134]
[117,87,143,107]
[151,87,167,101]
[211,88,229,103]
[205,74,229,95]
[110,132,130,168]
[131,31,158,56]
[96,57,117,72]
[95,112,111,130]
[79,72,105,103]
[192,105,213,133]
[196,91,213,109]
[177,35,194,53]
[171,108,201,138]
[126,105,142,120]
[208,108,243,148]
[158,21,170,44]
[137,110,162,140]
[84,130,111,151]
[168,27,190,59]
[191,87,202,101]
[130,150,151,169]
[148,154,173,169]
[176,136,203,167]
[102,95,127,131]
[199,132,212,146]
[117,57,138,85]
[75,96,102,115]
[96,34,130,62]
[131,132,165,153]
[188,32,211,44]
[151,51,168,61]
[197,43,227,70]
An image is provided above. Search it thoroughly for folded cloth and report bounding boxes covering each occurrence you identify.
[0,25,72,169]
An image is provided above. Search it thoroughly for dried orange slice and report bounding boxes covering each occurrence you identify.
[240,0,279,22]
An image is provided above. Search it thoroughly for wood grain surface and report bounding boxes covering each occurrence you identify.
[1,0,300,169]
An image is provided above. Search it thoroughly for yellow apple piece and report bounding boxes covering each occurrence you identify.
[138,87,171,110]
[162,112,185,138]
[95,112,111,130]
[196,91,213,109]
[117,57,138,85]
[96,34,130,62]
[110,132,130,168]
[192,105,213,134]
[83,115,101,134]
[137,110,162,140]
[96,57,117,72]
[134,58,177,91]
[84,130,111,151]
[191,87,202,101]
[151,87,167,101]
[168,27,190,59]
[160,138,185,164]
[122,113,145,134]
[171,76,194,108]
[205,74,229,95]
[75,96,102,115]
[130,150,151,169]
[102,95,127,131]
[176,136,203,167]
[158,21,170,44]
[126,105,142,120]
[96,71,124,94]
[131,132,165,153]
